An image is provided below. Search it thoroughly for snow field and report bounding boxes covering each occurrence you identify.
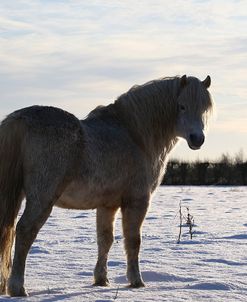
[1,186,246,301]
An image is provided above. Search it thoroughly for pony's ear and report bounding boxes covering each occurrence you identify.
[202,75,211,88]
[180,75,187,88]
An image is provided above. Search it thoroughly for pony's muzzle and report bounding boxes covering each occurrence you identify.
[188,133,205,150]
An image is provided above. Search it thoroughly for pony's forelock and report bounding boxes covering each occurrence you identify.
[178,76,214,124]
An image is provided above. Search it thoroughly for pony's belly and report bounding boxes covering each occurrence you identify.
[55,181,122,210]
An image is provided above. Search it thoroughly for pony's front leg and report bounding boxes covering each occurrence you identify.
[94,206,118,286]
[8,203,52,297]
[121,199,148,288]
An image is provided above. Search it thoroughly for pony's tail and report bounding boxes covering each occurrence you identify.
[0,117,25,294]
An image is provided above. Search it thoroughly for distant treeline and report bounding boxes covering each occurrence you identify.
[162,152,247,186]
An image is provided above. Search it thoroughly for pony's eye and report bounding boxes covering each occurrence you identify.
[179,104,186,111]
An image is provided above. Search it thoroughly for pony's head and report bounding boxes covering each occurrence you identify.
[175,75,213,150]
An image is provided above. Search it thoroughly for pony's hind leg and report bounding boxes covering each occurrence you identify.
[121,198,149,288]
[7,197,54,297]
[94,206,118,286]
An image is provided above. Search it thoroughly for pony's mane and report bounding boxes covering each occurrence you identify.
[116,75,213,121]
[117,76,181,111]
[114,77,181,152]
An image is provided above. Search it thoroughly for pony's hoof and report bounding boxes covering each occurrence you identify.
[93,278,110,287]
[8,286,28,297]
[128,280,145,288]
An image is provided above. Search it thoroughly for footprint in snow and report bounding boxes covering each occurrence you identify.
[223,234,247,240]
[182,198,193,201]
[30,246,49,254]
[115,271,197,284]
[187,282,233,291]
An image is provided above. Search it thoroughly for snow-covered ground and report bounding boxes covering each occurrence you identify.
[1,186,247,301]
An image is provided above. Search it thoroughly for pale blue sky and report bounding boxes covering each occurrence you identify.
[0,0,246,160]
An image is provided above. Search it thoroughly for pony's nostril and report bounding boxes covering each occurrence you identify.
[189,133,205,147]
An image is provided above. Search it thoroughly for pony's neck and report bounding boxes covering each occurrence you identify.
[114,78,180,158]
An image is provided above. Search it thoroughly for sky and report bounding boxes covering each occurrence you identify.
[0,0,246,161]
